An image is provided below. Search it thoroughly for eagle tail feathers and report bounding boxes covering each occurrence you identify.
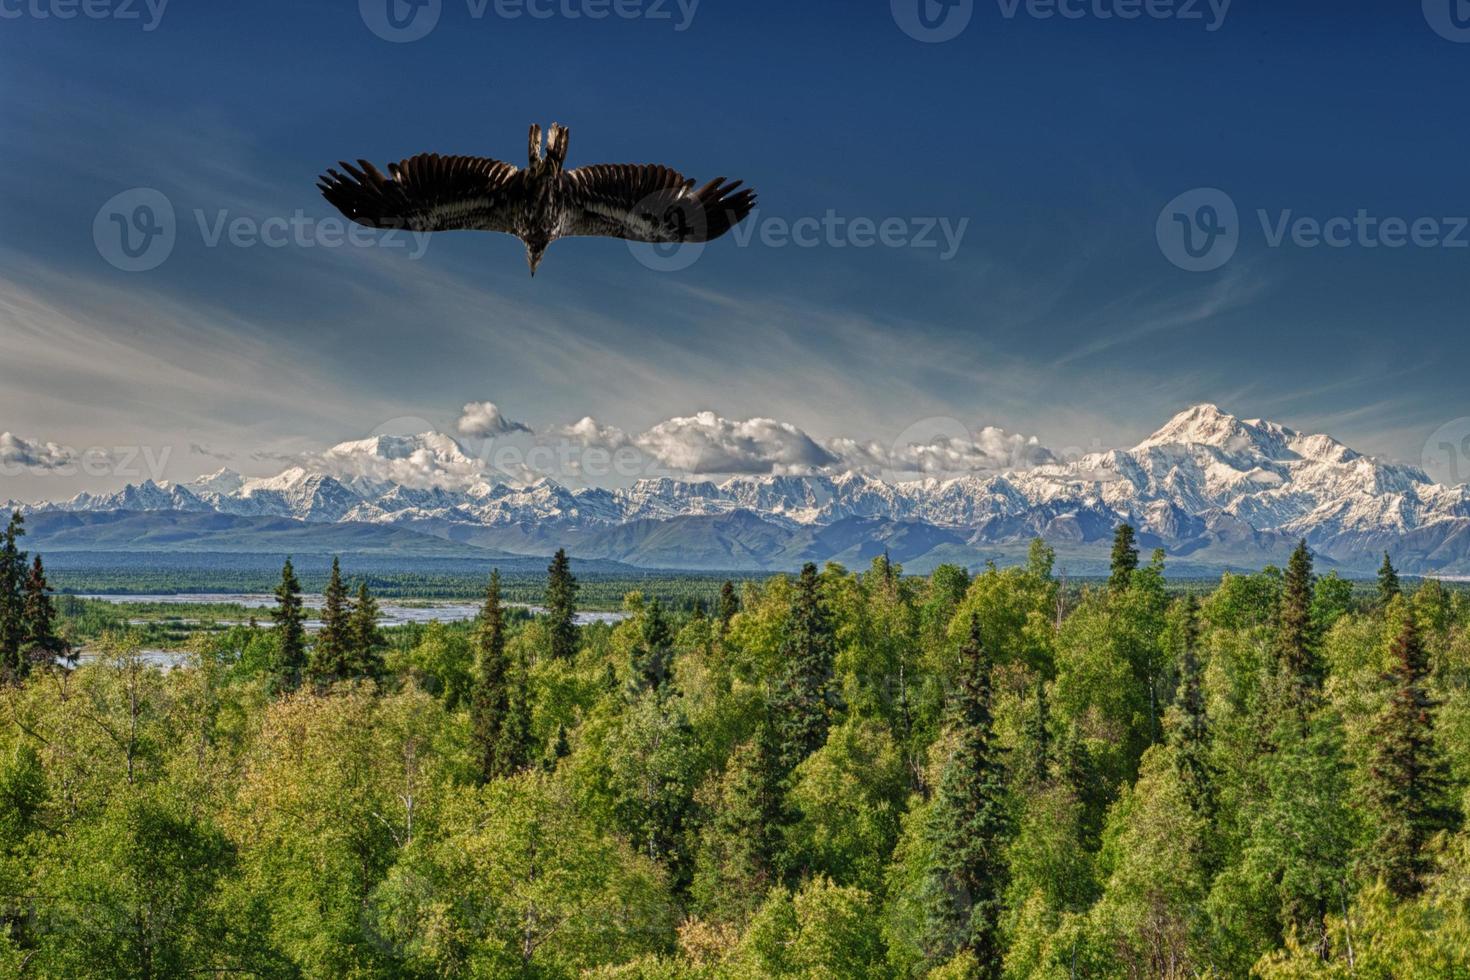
[546,123,570,167]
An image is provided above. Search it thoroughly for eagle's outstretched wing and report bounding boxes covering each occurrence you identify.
[559,164,756,242]
[317,153,523,233]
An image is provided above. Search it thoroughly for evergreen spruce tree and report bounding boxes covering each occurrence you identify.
[922,613,1009,976]
[310,557,352,685]
[549,724,571,766]
[348,582,383,678]
[545,548,579,662]
[1021,678,1050,786]
[21,555,62,673]
[770,562,834,775]
[1363,614,1456,897]
[1274,540,1319,695]
[1165,597,1213,816]
[1108,522,1139,592]
[470,570,516,783]
[716,579,739,636]
[629,598,674,695]
[1059,722,1107,848]
[270,557,307,692]
[877,549,895,587]
[691,722,785,922]
[1378,552,1401,607]
[0,512,28,679]
[503,645,532,773]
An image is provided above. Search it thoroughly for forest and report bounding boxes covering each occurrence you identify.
[0,508,1466,978]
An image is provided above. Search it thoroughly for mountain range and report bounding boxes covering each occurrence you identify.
[11,405,1470,576]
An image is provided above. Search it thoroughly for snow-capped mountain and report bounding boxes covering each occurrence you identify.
[15,407,1470,573]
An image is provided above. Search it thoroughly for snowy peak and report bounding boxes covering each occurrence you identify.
[185,468,245,495]
[1136,403,1364,468]
[325,431,475,466]
[1136,404,1292,459]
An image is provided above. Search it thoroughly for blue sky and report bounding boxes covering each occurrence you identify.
[2,0,1469,496]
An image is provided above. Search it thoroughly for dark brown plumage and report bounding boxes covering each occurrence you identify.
[317,123,757,275]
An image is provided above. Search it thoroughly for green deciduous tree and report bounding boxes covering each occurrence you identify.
[30,790,235,977]
[371,772,674,977]
[605,690,699,876]
[1089,743,1211,978]
[787,717,909,894]
[732,878,886,979]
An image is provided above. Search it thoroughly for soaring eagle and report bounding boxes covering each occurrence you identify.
[317,123,757,275]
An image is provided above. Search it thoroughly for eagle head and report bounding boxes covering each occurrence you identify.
[524,238,549,277]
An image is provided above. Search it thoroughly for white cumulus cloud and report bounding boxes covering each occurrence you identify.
[541,411,1055,479]
[554,416,632,449]
[830,425,1057,477]
[634,412,839,476]
[456,401,532,438]
[0,432,80,473]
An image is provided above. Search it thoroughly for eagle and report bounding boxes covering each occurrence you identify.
[317,123,757,275]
